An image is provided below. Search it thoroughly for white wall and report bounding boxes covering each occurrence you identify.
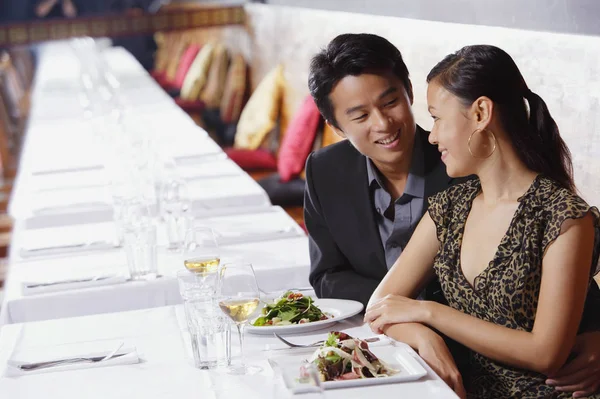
[245,4,600,204]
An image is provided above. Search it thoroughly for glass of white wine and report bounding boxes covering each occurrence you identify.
[217,262,262,375]
[183,226,220,275]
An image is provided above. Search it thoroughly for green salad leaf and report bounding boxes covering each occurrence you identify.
[251,291,328,326]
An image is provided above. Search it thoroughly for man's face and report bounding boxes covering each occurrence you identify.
[328,71,416,169]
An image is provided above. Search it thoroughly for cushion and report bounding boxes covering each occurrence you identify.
[152,32,169,74]
[200,44,229,108]
[180,43,215,101]
[277,95,321,182]
[220,54,247,124]
[164,38,190,84]
[225,148,277,171]
[175,98,206,113]
[257,173,306,207]
[169,44,201,90]
[233,64,284,150]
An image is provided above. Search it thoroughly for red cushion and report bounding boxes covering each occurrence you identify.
[225,148,277,170]
[175,98,205,113]
[277,95,321,182]
[170,44,201,90]
[151,70,167,86]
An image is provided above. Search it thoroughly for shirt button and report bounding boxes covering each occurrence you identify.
[376,207,381,214]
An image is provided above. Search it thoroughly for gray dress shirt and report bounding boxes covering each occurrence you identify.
[366,136,426,269]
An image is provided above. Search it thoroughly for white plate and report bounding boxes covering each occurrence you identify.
[270,344,427,392]
[246,298,364,335]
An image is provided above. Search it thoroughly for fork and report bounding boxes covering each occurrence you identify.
[259,287,314,296]
[19,342,125,371]
[274,333,380,348]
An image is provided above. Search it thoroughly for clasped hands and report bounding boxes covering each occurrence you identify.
[364,294,431,333]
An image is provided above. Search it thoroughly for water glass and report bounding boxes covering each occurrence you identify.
[163,180,193,251]
[124,222,158,280]
[177,269,218,299]
[185,297,231,370]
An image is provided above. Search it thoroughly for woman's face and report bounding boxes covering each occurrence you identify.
[427,80,483,177]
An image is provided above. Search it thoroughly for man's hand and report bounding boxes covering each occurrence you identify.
[546,331,600,397]
[384,324,466,399]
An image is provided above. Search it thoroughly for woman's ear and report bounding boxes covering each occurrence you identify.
[473,96,493,128]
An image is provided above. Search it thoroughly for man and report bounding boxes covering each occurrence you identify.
[305,33,600,397]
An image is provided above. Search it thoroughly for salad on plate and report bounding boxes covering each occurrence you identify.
[308,332,398,381]
[252,291,330,326]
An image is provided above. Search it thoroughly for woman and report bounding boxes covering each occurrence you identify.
[364,44,600,398]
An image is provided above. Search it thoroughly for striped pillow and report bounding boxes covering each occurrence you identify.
[200,44,229,108]
[219,54,247,123]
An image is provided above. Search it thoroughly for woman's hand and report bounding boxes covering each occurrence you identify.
[546,331,600,397]
[364,294,432,333]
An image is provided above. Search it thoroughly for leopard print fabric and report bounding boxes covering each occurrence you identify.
[428,175,600,399]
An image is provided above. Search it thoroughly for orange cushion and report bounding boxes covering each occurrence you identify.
[220,54,247,123]
[169,44,201,90]
[225,148,277,171]
[277,95,321,182]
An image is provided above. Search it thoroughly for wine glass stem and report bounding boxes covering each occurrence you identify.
[236,322,246,369]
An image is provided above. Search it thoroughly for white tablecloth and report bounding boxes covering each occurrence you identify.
[1,43,311,330]
[0,306,457,398]
[2,206,309,325]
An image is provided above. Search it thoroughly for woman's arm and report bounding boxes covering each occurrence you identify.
[367,212,440,306]
[366,213,466,397]
[367,213,596,376]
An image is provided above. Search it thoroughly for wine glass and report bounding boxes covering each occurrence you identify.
[183,227,220,288]
[217,262,262,375]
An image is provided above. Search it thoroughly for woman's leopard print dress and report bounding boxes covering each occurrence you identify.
[428,175,600,399]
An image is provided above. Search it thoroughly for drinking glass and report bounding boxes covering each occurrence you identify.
[162,179,192,251]
[183,227,220,275]
[217,262,262,375]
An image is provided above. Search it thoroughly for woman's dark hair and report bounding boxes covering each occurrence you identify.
[427,45,574,191]
[308,33,411,130]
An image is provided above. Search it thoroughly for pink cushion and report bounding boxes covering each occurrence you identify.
[225,148,277,171]
[277,96,321,182]
[170,45,201,90]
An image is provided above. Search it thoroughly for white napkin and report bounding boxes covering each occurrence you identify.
[19,223,118,258]
[21,274,128,296]
[5,341,140,377]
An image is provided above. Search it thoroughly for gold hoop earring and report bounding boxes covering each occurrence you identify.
[468,128,497,159]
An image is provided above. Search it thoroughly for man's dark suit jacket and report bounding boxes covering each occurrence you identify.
[304,126,453,307]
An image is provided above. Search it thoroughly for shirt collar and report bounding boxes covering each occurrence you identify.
[366,131,426,199]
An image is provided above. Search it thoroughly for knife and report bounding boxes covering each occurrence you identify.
[18,352,129,371]
[26,275,115,288]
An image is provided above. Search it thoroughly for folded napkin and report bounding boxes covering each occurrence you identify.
[214,226,300,245]
[19,223,118,259]
[21,274,129,296]
[5,341,140,377]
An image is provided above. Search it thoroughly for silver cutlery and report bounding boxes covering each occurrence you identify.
[274,333,380,348]
[18,343,126,371]
[24,240,117,253]
[26,275,115,289]
[259,287,314,296]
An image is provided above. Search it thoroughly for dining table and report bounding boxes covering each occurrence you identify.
[0,304,458,398]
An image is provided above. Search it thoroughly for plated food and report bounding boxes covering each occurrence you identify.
[308,332,397,381]
[252,291,330,326]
